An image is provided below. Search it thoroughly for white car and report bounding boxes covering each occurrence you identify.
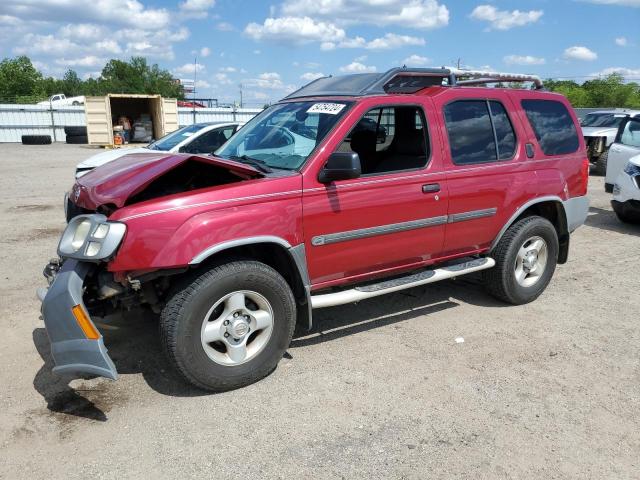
[75,122,242,178]
[612,155,640,224]
[581,109,640,175]
[605,116,640,193]
[38,93,85,106]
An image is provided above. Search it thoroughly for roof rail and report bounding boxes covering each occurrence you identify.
[284,67,543,100]
[449,68,544,89]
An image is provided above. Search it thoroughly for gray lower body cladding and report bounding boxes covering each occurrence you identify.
[40,259,118,380]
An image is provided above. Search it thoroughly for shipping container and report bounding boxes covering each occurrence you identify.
[84,94,179,146]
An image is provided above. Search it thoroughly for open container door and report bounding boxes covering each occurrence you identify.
[85,96,113,146]
[161,98,179,136]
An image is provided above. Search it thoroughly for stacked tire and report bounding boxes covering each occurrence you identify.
[64,126,88,145]
[21,135,52,145]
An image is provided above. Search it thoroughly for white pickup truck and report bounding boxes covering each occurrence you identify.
[38,93,85,106]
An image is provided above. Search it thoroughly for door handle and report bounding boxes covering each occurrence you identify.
[422,183,440,193]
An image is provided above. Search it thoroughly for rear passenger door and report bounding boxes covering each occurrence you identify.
[435,93,527,257]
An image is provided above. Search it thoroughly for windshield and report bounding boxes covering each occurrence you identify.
[215,100,352,170]
[581,113,627,128]
[148,124,204,151]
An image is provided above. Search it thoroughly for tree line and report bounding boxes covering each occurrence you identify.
[1,55,639,108]
[0,56,184,103]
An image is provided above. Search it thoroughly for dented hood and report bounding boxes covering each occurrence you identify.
[72,152,263,210]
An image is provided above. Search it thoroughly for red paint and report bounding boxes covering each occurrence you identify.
[69,87,587,290]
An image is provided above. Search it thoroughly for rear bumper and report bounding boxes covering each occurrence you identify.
[563,195,589,232]
[39,259,118,380]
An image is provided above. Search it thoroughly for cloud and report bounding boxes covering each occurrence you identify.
[216,21,234,31]
[470,5,543,30]
[179,0,216,18]
[580,0,640,6]
[300,72,326,81]
[55,55,107,67]
[219,66,237,72]
[364,33,425,50]
[563,45,598,61]
[339,61,377,73]
[200,47,211,57]
[615,37,628,46]
[1,0,171,30]
[503,55,546,65]
[280,0,449,29]
[214,72,233,85]
[590,67,640,77]
[173,62,206,77]
[244,16,346,44]
[402,54,431,67]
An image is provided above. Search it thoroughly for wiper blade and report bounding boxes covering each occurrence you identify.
[228,155,272,173]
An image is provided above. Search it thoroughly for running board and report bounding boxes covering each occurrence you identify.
[310,257,495,309]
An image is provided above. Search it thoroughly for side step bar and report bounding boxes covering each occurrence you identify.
[310,257,495,309]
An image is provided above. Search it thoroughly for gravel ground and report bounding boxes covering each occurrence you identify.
[0,143,638,479]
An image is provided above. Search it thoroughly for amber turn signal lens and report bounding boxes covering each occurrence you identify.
[71,304,100,340]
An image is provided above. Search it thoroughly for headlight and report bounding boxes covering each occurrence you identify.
[58,214,126,261]
[623,162,640,177]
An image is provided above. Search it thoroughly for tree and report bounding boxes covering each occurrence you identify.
[99,57,183,97]
[0,56,44,101]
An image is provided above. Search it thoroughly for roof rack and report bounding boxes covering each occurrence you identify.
[449,68,544,89]
[284,67,543,99]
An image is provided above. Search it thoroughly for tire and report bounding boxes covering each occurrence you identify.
[64,126,87,136]
[484,216,559,305]
[72,101,81,106]
[160,260,297,391]
[21,135,52,145]
[612,201,640,224]
[594,148,609,176]
[66,135,88,144]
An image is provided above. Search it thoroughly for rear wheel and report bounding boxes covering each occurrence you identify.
[160,261,296,391]
[484,216,558,305]
[594,148,609,176]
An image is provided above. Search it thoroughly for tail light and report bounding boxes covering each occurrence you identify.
[579,156,589,196]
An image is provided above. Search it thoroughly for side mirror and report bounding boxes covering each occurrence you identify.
[318,152,361,183]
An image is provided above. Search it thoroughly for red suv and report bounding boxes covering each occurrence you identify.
[40,68,589,391]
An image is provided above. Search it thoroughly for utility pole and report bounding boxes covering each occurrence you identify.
[239,83,243,109]
[192,56,197,125]
[457,58,461,69]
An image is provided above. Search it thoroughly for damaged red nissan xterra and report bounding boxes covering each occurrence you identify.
[39,68,590,391]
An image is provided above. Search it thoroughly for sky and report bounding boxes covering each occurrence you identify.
[0,0,639,105]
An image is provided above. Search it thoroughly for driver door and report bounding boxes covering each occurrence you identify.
[606,117,640,188]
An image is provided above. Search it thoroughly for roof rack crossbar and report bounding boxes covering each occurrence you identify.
[449,68,543,89]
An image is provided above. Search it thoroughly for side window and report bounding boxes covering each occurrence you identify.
[521,99,579,155]
[620,118,640,148]
[187,127,235,153]
[443,100,496,165]
[489,101,516,159]
[337,105,429,175]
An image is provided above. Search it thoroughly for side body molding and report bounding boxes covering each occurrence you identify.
[189,236,314,329]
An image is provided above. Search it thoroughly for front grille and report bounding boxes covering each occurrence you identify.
[584,136,604,157]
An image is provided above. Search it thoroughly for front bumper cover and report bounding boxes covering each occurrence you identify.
[40,259,118,380]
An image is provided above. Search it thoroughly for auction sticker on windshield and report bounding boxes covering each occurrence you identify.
[307,103,346,115]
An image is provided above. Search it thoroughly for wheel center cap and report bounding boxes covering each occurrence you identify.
[523,252,538,270]
[229,318,249,338]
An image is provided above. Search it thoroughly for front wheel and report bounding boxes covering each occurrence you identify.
[160,261,297,391]
[484,216,559,305]
[594,148,609,176]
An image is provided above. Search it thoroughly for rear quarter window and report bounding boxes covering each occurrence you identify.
[521,99,579,155]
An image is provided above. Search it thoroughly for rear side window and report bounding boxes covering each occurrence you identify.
[521,100,579,155]
[443,100,516,165]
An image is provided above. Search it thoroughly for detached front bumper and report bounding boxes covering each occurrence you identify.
[39,259,118,380]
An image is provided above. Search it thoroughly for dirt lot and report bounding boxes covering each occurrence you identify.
[0,143,638,479]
